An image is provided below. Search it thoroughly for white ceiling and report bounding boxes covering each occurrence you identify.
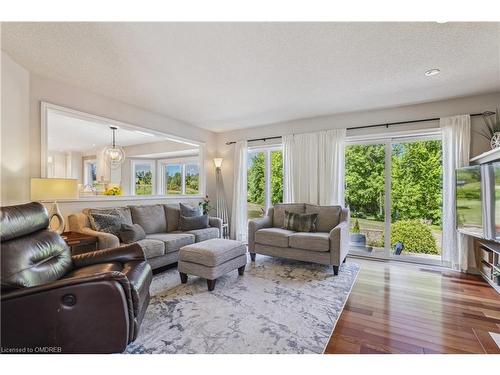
[47,110,190,154]
[3,22,500,132]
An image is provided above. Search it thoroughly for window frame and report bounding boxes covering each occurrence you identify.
[158,156,202,197]
[82,158,97,186]
[131,159,156,196]
[247,144,283,216]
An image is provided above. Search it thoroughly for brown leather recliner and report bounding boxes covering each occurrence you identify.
[0,202,152,353]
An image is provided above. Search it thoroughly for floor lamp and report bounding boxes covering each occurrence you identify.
[214,158,229,238]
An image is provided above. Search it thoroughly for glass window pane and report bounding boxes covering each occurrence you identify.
[247,151,265,220]
[90,163,97,184]
[270,150,283,205]
[345,144,386,257]
[391,140,442,261]
[134,163,153,195]
[165,164,182,195]
[185,164,199,195]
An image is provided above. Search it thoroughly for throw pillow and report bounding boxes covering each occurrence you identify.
[89,210,125,237]
[179,214,209,231]
[179,203,202,217]
[283,211,318,232]
[118,223,146,244]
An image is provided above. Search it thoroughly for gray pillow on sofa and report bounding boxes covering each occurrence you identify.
[119,223,146,244]
[283,211,318,232]
[89,210,125,237]
[179,203,202,217]
[179,214,209,231]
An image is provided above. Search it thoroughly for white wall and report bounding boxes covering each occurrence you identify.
[217,92,500,210]
[1,52,30,205]
[1,51,218,224]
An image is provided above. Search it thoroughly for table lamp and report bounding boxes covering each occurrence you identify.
[30,178,79,234]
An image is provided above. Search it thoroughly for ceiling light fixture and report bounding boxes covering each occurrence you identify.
[425,68,441,76]
[103,126,125,168]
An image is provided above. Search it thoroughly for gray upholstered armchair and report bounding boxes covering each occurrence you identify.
[248,203,349,275]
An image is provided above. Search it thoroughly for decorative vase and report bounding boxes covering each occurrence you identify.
[490,132,500,149]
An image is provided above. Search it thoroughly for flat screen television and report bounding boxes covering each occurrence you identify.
[456,165,483,237]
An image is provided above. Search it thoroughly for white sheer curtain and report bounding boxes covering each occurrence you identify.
[283,129,346,205]
[230,140,248,242]
[319,129,346,205]
[283,132,319,204]
[441,114,474,271]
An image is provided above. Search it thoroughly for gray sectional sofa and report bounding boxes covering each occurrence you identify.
[68,204,222,270]
[248,203,349,274]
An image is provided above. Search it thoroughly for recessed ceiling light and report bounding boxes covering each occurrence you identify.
[425,68,441,76]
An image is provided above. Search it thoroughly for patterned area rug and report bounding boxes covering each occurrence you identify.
[126,256,359,354]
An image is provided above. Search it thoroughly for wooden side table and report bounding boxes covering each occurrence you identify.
[62,231,98,255]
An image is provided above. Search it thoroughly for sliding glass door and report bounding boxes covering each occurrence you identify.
[345,143,386,257]
[345,134,443,265]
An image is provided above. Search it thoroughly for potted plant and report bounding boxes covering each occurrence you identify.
[350,219,367,249]
[199,195,213,215]
[475,109,500,149]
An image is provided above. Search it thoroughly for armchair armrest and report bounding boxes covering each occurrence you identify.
[209,216,223,237]
[72,243,146,268]
[248,215,272,252]
[1,271,132,353]
[329,219,350,265]
[79,227,120,249]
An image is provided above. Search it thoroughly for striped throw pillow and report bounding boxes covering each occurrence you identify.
[283,211,319,232]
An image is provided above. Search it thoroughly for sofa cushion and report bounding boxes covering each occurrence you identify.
[86,207,132,225]
[179,239,246,267]
[273,203,305,228]
[305,204,342,232]
[88,210,126,237]
[289,232,330,252]
[180,203,202,217]
[118,223,146,244]
[164,204,180,232]
[255,228,296,248]
[179,214,209,231]
[186,227,220,242]
[129,205,167,234]
[284,211,318,232]
[146,233,195,253]
[135,239,165,258]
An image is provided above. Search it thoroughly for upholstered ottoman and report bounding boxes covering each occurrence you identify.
[178,238,247,291]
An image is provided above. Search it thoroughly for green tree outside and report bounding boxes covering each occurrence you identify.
[135,170,152,195]
[247,151,283,205]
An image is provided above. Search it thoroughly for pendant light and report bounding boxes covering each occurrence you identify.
[103,126,125,168]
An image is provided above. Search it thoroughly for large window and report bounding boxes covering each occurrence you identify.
[160,158,200,196]
[345,133,443,265]
[247,146,283,220]
[132,160,155,195]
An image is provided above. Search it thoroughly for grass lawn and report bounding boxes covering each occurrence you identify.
[247,202,265,220]
[135,185,152,195]
[456,198,482,228]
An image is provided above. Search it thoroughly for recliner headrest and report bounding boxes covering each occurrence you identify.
[0,202,49,242]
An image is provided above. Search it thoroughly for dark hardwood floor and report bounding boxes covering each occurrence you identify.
[325,258,500,354]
